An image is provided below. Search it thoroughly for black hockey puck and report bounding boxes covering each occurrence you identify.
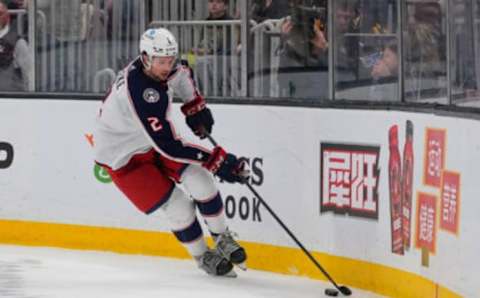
[325,288,339,296]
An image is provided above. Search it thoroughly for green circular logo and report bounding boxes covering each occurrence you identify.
[94,164,112,184]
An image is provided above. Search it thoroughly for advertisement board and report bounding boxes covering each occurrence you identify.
[0,99,478,297]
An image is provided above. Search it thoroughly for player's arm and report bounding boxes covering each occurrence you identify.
[133,96,246,183]
[133,96,211,164]
[169,63,214,139]
[139,106,247,183]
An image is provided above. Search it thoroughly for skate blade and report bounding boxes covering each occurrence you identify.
[223,268,237,278]
[234,262,247,271]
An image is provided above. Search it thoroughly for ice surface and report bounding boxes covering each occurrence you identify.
[0,245,384,298]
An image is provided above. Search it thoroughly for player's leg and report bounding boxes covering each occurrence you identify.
[158,186,233,276]
[105,151,232,276]
[104,150,176,214]
[181,164,247,266]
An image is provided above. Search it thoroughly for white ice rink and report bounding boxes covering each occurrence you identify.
[0,245,385,298]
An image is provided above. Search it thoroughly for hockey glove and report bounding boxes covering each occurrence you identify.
[203,147,249,184]
[181,96,214,139]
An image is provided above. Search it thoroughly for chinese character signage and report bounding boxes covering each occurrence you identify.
[423,128,446,187]
[415,192,437,254]
[440,171,461,234]
[320,143,380,219]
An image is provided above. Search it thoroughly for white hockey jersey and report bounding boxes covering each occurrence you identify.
[94,58,212,170]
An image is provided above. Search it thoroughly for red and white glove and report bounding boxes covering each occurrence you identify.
[203,146,249,184]
[181,96,214,139]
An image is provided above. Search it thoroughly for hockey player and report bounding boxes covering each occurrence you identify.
[94,28,248,276]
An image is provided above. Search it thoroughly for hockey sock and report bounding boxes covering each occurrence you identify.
[196,192,227,235]
[172,217,208,257]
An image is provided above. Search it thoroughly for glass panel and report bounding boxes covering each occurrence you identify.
[185,0,242,97]
[0,1,33,92]
[451,0,480,107]
[33,0,145,93]
[273,0,329,99]
[404,0,447,103]
[334,0,399,101]
[4,0,473,107]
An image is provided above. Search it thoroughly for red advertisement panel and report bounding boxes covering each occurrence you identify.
[440,171,461,234]
[423,128,446,187]
[388,125,403,255]
[402,121,414,250]
[415,192,438,254]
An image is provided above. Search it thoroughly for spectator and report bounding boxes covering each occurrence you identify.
[451,0,479,99]
[5,0,24,8]
[5,0,27,37]
[277,0,325,98]
[0,0,32,91]
[332,1,361,85]
[105,0,140,43]
[404,1,445,100]
[369,40,399,101]
[356,0,397,34]
[38,0,105,42]
[36,0,105,91]
[277,0,358,98]
[366,1,445,102]
[5,0,25,21]
[193,0,237,96]
[194,0,234,56]
[105,0,143,69]
[250,0,290,23]
[371,42,398,81]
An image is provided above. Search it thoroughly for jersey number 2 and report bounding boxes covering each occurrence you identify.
[148,117,163,132]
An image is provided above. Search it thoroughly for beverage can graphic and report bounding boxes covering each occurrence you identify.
[389,125,404,255]
[402,121,414,250]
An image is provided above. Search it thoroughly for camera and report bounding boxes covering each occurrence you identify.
[289,0,326,39]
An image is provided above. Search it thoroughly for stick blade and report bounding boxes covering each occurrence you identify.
[338,286,352,296]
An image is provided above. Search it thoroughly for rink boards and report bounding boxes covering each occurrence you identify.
[0,98,478,297]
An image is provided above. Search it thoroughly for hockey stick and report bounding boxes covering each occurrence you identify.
[206,134,352,296]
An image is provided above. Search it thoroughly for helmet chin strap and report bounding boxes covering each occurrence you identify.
[140,52,177,82]
[141,54,165,82]
[141,53,152,71]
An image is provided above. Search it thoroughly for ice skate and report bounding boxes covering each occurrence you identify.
[214,230,247,271]
[196,249,236,277]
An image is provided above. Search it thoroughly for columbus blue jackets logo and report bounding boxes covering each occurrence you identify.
[146,29,156,40]
[143,88,160,103]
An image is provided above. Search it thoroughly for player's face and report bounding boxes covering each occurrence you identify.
[149,56,176,81]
